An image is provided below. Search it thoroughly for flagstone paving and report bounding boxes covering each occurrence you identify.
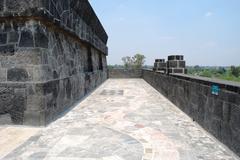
[0,79,240,160]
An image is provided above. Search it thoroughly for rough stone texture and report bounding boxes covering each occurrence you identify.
[167,55,187,74]
[0,0,108,54]
[143,69,240,157]
[0,1,108,126]
[0,79,239,160]
[153,59,167,73]
[108,69,142,78]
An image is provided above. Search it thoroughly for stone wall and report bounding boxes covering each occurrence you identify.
[0,0,108,126]
[108,69,142,78]
[142,69,240,156]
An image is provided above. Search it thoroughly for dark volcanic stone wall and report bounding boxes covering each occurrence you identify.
[142,69,240,156]
[0,0,108,126]
[0,0,108,54]
[108,69,142,78]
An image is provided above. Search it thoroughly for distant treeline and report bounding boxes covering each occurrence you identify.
[187,66,240,82]
[108,64,240,83]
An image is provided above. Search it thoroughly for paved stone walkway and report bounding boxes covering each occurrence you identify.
[0,79,240,160]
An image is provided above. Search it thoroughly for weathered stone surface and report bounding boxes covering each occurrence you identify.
[230,105,240,130]
[8,32,19,43]
[167,60,178,68]
[0,0,108,128]
[0,0,108,54]
[1,79,239,160]
[142,69,240,157]
[0,88,14,114]
[108,69,142,78]
[6,0,20,11]
[19,30,34,47]
[0,33,7,44]
[7,68,29,82]
[0,69,7,81]
[0,45,15,56]
[0,1,3,12]
[34,27,48,48]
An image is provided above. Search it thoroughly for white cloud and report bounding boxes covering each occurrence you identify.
[205,11,213,17]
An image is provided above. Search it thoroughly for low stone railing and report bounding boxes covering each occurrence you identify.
[142,69,240,156]
[108,68,143,78]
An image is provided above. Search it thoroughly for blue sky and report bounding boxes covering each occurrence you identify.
[89,0,240,66]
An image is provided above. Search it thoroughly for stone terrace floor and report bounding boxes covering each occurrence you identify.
[0,79,239,160]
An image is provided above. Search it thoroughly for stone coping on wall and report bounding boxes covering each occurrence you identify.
[108,68,143,78]
[143,69,240,94]
[0,0,108,54]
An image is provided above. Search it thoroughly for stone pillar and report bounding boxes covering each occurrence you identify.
[167,55,186,74]
[153,59,167,73]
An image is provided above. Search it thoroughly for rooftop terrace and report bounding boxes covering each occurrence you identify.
[0,79,239,160]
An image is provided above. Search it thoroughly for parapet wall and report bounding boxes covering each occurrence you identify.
[0,0,108,126]
[108,69,142,78]
[142,69,240,156]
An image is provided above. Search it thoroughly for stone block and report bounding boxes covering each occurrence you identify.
[210,118,221,139]
[0,45,15,56]
[34,27,49,48]
[26,95,46,111]
[0,1,3,11]
[178,61,186,68]
[155,59,165,63]
[0,69,7,82]
[212,100,223,119]
[222,102,231,122]
[157,62,167,68]
[19,30,34,47]
[9,88,26,124]
[173,68,185,73]
[33,65,53,81]
[232,130,240,155]
[7,68,29,82]
[42,0,50,10]
[221,122,232,147]
[15,49,43,65]
[0,87,15,114]
[230,105,240,130]
[168,55,184,61]
[3,23,12,32]
[167,61,178,68]
[23,110,46,126]
[0,33,7,44]
[168,68,185,74]
[6,0,20,11]
[8,31,19,43]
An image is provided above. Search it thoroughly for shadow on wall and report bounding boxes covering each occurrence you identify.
[0,87,25,125]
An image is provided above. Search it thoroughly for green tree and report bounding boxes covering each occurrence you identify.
[132,54,146,69]
[122,54,146,69]
[122,56,133,69]
[231,66,240,77]
[217,67,226,75]
[200,69,212,78]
